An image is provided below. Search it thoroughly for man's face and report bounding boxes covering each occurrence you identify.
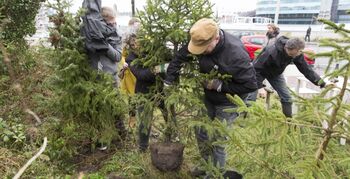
[202,35,220,54]
[285,47,303,58]
[267,25,274,33]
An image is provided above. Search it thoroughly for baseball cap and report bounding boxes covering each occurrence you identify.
[188,18,219,55]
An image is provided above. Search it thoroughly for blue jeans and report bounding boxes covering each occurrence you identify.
[246,74,293,116]
[195,98,238,168]
[247,74,292,103]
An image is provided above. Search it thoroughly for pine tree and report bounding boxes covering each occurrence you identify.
[135,0,214,143]
[44,0,127,163]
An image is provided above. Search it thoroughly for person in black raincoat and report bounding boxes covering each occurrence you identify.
[81,0,122,86]
[80,0,125,150]
[249,36,326,117]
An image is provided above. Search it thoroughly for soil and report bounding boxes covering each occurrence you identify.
[150,142,185,171]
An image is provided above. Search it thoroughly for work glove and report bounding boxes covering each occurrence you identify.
[153,63,169,74]
[203,79,223,92]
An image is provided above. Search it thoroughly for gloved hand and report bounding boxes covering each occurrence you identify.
[203,79,223,92]
[153,63,169,74]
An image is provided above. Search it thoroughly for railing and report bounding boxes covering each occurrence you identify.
[219,16,273,24]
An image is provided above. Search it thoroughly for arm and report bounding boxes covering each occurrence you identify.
[165,45,190,83]
[293,55,325,87]
[126,52,155,82]
[105,39,122,62]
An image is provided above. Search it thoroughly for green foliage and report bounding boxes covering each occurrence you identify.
[204,19,350,178]
[0,0,42,87]
[137,0,213,66]
[43,0,127,165]
[0,0,44,44]
[134,0,214,142]
[0,117,26,147]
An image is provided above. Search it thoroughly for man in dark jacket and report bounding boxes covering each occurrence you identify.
[126,48,169,151]
[165,18,258,171]
[305,26,311,42]
[250,36,325,117]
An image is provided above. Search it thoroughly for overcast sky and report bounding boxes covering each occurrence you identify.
[71,0,258,13]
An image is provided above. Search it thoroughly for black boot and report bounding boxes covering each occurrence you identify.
[281,102,293,117]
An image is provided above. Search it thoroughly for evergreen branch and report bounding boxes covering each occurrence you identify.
[284,121,326,131]
[315,64,350,161]
[331,132,350,141]
[318,19,350,33]
[231,136,293,178]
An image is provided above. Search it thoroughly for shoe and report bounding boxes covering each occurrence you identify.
[223,170,243,179]
[96,142,107,151]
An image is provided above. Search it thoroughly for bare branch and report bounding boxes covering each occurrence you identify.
[25,109,42,125]
[13,137,48,179]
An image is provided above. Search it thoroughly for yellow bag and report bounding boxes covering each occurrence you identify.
[120,67,136,95]
[119,49,136,95]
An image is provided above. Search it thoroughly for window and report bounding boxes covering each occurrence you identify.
[250,37,265,45]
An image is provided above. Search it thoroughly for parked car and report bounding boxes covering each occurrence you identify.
[241,35,315,65]
[225,30,255,39]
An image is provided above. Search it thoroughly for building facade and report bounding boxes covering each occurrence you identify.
[256,0,350,24]
[337,0,350,23]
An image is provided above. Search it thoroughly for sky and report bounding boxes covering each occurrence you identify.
[71,0,258,13]
[69,0,258,26]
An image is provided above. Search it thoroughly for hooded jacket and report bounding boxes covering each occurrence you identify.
[263,29,280,48]
[81,0,122,83]
[253,36,324,88]
[166,30,258,105]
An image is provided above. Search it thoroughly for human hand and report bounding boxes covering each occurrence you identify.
[203,79,223,92]
[123,63,128,69]
[153,63,169,74]
[258,88,267,98]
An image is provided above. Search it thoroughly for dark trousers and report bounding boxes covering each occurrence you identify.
[137,100,168,150]
[195,98,238,168]
[247,74,293,117]
[305,34,310,42]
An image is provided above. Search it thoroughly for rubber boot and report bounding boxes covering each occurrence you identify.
[281,102,293,118]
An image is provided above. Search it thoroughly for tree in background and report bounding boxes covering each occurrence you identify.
[0,0,44,81]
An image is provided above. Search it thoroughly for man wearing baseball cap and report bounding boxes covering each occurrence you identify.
[165,18,257,176]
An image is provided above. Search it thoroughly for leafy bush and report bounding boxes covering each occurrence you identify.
[0,117,26,147]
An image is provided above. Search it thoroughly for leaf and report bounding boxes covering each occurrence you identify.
[3,135,9,142]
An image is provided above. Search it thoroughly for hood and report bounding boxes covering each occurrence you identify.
[266,30,279,39]
[275,36,289,53]
[82,0,101,15]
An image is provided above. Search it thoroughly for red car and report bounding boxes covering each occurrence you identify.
[241,35,315,65]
